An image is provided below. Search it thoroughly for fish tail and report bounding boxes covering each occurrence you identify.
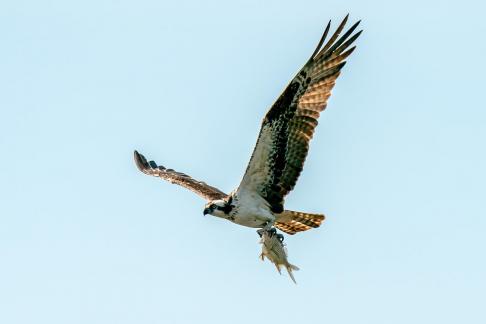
[286,263,300,284]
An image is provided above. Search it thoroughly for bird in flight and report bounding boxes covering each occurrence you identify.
[135,15,361,248]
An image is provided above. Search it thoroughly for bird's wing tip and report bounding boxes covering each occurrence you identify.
[133,150,147,171]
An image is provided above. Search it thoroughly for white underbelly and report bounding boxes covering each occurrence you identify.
[231,201,275,228]
[231,212,274,228]
[229,191,275,228]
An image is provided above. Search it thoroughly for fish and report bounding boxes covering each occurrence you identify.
[259,229,300,284]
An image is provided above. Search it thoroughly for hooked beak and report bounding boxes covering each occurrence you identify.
[203,208,210,216]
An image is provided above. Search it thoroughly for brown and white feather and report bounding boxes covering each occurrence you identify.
[238,15,362,213]
[134,150,227,201]
[275,210,325,235]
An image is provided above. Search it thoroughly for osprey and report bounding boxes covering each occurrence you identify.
[135,16,361,238]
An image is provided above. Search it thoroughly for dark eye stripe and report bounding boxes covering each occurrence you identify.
[213,204,233,214]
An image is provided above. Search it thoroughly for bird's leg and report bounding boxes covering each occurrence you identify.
[257,218,283,242]
[257,220,274,237]
[263,220,274,231]
[256,226,284,241]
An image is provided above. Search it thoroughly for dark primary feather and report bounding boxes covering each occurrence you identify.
[134,150,227,201]
[238,16,362,213]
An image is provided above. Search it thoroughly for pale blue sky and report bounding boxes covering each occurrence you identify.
[1,1,485,323]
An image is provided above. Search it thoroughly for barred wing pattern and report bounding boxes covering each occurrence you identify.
[238,16,362,213]
[275,210,325,235]
[134,151,227,201]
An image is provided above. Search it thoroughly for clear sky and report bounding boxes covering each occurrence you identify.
[1,1,485,323]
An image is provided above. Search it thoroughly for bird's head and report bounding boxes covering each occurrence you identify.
[203,199,232,218]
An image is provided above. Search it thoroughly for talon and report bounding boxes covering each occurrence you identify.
[257,229,264,237]
[267,228,277,236]
[276,234,284,242]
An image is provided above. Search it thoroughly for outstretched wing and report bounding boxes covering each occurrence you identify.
[134,150,227,201]
[237,16,362,213]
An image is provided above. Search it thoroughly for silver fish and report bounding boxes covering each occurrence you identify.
[259,229,300,284]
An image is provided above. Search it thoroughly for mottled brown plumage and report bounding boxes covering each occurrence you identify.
[275,210,325,235]
[238,15,362,213]
[134,150,227,201]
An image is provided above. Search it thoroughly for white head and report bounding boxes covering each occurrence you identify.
[203,199,232,218]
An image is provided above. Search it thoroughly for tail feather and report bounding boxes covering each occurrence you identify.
[275,210,325,235]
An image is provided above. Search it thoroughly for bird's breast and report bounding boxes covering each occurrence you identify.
[226,193,275,228]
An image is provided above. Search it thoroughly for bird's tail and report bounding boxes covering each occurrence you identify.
[275,210,325,235]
